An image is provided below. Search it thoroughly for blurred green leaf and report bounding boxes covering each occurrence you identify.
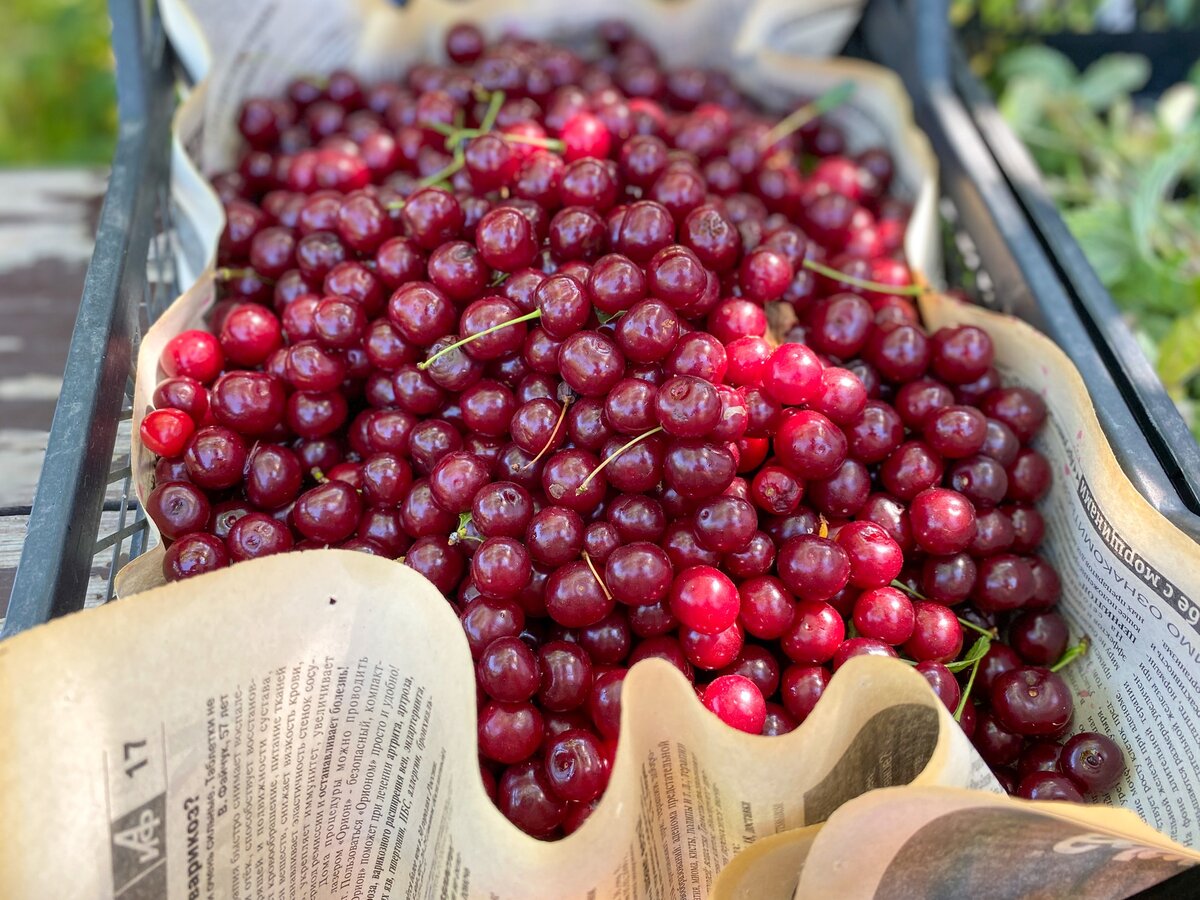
[1159,309,1200,389]
[0,0,116,164]
[1130,134,1200,265]
[997,75,1055,133]
[994,45,1078,90]
[1076,54,1151,110]
[1064,203,1135,286]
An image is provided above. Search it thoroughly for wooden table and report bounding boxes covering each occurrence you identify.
[0,168,109,618]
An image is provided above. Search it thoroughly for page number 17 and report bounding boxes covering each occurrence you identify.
[123,739,149,778]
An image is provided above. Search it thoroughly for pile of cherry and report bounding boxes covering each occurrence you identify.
[141,21,1125,838]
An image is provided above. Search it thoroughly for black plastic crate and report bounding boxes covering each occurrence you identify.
[0,0,178,637]
[948,17,1200,541]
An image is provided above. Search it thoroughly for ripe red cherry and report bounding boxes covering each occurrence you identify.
[668,565,739,635]
[909,488,977,555]
[219,304,283,366]
[1060,732,1125,794]
[702,675,766,734]
[781,601,844,665]
[293,481,363,544]
[140,408,195,457]
[903,601,963,663]
[478,636,541,703]
[763,343,820,408]
[146,480,211,540]
[776,536,850,602]
[161,329,224,384]
[990,667,1073,737]
[835,520,904,589]
[775,410,847,480]
[852,587,914,644]
[163,532,229,581]
[560,113,612,162]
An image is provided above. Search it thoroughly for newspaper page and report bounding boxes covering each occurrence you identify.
[712,787,1200,899]
[3,551,988,899]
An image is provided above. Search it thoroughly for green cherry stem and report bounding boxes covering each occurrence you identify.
[954,645,986,722]
[758,81,856,149]
[889,579,929,601]
[802,259,924,296]
[480,89,505,133]
[503,132,565,152]
[417,309,542,370]
[1050,637,1089,672]
[582,550,613,602]
[576,426,664,494]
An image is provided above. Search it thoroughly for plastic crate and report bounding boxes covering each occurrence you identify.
[0,0,177,637]
[948,19,1200,542]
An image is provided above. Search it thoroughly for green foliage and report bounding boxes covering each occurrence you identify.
[951,0,1200,31]
[994,46,1200,442]
[0,0,117,164]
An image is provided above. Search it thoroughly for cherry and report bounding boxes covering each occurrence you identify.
[537,641,594,712]
[1060,732,1125,794]
[915,661,961,712]
[219,304,283,366]
[831,637,899,671]
[909,488,977,555]
[605,542,673,606]
[763,343,820,408]
[781,601,844,665]
[245,444,303,510]
[990,667,1073,736]
[702,675,766,734]
[781,664,830,724]
[161,329,224,384]
[472,536,533,601]
[141,408,196,458]
[776,410,847,480]
[668,566,739,635]
[1016,772,1084,802]
[227,512,295,560]
[293,481,362,543]
[211,371,286,436]
[1009,610,1068,665]
[544,728,610,804]
[902,601,963,663]
[146,481,211,540]
[184,426,248,491]
[152,377,210,426]
[545,560,614,628]
[655,375,720,437]
[851,586,914,644]
[835,520,903,589]
[461,597,525,659]
[588,668,627,740]
[163,532,229,580]
[478,636,541,702]
[776,536,850,602]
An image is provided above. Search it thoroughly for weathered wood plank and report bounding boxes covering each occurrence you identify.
[0,509,158,624]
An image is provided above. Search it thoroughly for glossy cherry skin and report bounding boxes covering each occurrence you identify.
[668,566,739,635]
[702,675,766,734]
[163,532,229,580]
[1060,732,1125,794]
[543,728,610,803]
[990,667,1073,737]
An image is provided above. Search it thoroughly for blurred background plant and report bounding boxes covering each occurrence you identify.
[952,0,1200,440]
[0,0,116,165]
